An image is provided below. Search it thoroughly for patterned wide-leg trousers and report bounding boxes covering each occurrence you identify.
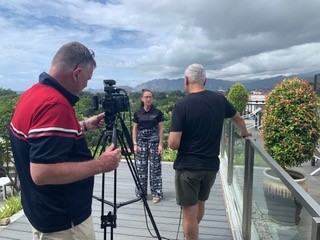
[135,141,163,198]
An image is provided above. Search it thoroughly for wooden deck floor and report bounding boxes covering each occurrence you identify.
[0,161,232,240]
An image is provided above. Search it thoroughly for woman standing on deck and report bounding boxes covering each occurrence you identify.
[132,89,164,203]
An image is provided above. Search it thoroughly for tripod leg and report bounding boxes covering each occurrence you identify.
[92,130,116,240]
[117,132,162,240]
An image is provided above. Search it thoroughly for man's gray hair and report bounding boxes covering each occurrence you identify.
[51,41,96,70]
[185,63,206,84]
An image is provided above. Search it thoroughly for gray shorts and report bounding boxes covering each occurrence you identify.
[175,170,217,206]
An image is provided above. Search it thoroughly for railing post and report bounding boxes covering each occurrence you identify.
[227,122,234,185]
[312,217,320,239]
[242,139,254,240]
[221,123,226,155]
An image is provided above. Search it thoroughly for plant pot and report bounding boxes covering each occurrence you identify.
[263,168,308,226]
[0,217,10,226]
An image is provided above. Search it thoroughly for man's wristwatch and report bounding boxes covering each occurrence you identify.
[133,142,137,145]
[82,120,88,132]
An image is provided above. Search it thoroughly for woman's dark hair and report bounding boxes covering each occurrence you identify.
[140,89,153,108]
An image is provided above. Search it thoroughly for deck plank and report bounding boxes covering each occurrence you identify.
[0,161,232,240]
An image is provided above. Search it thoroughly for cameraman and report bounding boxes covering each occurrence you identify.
[169,63,251,240]
[10,41,121,240]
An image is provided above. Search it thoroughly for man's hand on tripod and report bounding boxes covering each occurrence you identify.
[97,143,121,172]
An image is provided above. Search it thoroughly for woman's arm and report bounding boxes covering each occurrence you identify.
[158,121,164,154]
[132,122,139,155]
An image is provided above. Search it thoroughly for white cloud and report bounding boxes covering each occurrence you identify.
[0,0,320,90]
[208,43,320,80]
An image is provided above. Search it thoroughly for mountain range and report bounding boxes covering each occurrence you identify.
[88,71,320,93]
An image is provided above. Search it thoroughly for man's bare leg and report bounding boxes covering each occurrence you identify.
[197,200,206,223]
[182,204,199,240]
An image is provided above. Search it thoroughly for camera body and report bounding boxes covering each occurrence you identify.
[94,80,130,124]
[101,79,130,115]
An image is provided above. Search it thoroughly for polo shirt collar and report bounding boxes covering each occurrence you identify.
[39,72,79,106]
[142,105,155,113]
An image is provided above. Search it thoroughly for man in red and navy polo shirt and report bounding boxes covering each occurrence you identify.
[10,42,121,240]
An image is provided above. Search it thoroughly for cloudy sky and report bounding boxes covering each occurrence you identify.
[1,0,320,91]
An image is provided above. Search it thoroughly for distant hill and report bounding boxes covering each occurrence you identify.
[134,72,320,92]
[135,78,232,92]
[88,71,320,93]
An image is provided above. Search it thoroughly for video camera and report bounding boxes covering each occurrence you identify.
[93,79,130,125]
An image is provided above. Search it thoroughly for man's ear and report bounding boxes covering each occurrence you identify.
[185,76,189,86]
[73,69,81,81]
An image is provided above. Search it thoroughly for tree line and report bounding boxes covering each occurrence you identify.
[0,88,186,188]
[75,90,186,151]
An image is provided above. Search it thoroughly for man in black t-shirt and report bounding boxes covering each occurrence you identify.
[169,63,251,240]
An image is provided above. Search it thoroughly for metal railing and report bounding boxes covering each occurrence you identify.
[220,120,320,240]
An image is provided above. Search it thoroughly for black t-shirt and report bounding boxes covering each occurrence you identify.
[170,90,236,170]
[133,105,163,131]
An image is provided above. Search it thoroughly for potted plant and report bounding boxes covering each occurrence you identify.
[227,83,249,114]
[0,194,22,226]
[262,77,320,225]
[227,83,250,140]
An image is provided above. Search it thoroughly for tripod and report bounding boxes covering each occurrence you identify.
[92,113,162,240]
